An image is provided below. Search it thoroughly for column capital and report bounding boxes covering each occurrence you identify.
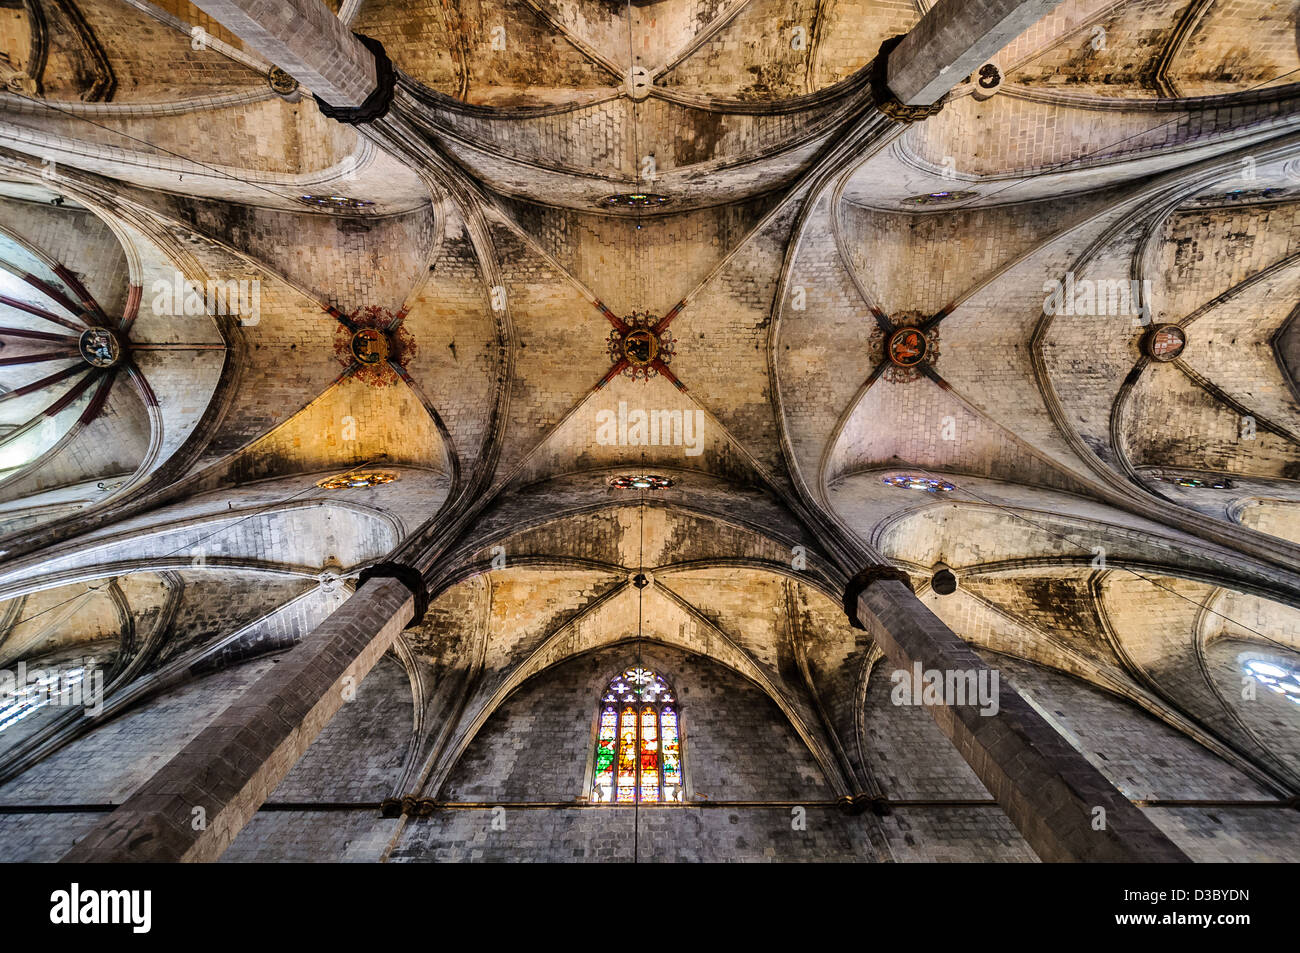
[886,0,1067,106]
[358,560,428,627]
[871,36,946,123]
[843,564,914,627]
[188,0,382,108]
[313,33,397,125]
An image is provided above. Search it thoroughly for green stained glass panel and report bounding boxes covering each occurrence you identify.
[593,706,618,802]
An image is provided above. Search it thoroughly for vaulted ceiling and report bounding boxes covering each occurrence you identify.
[0,0,1297,801]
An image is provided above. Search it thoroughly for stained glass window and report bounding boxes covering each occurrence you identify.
[1244,659,1300,706]
[591,667,683,804]
[617,706,637,803]
[0,666,86,733]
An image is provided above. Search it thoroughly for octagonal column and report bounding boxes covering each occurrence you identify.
[886,0,1067,106]
[188,0,378,107]
[846,571,1191,862]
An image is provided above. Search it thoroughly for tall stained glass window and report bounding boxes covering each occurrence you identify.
[591,667,683,804]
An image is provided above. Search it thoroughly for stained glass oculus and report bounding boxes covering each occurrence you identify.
[298,194,375,211]
[609,474,672,490]
[599,193,670,209]
[901,190,977,206]
[592,667,683,804]
[315,471,397,490]
[883,474,955,492]
[1167,476,1232,489]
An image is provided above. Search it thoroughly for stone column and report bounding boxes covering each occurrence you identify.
[61,577,416,863]
[847,572,1190,862]
[187,0,378,106]
[886,0,1066,105]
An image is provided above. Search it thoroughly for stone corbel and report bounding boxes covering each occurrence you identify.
[842,565,914,629]
[313,33,397,125]
[871,36,946,123]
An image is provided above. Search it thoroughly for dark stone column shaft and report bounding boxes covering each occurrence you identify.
[61,577,415,862]
[188,0,378,106]
[887,0,1067,105]
[855,579,1190,862]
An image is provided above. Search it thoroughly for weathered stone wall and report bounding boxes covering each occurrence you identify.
[391,642,877,862]
[392,805,874,862]
[0,655,276,808]
[270,652,411,803]
[219,653,413,861]
[440,642,832,802]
